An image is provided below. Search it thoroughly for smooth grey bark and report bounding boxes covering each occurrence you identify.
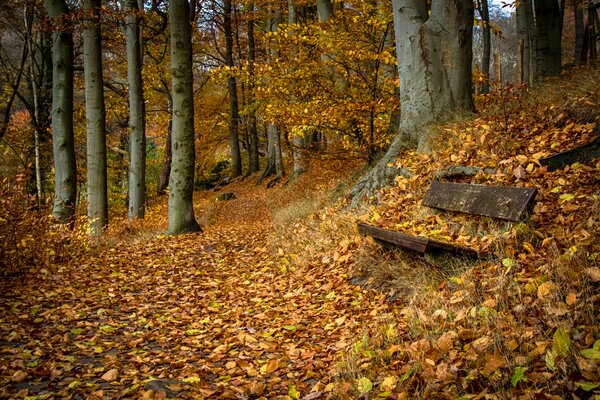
[480,0,491,93]
[516,0,536,83]
[83,0,108,235]
[23,5,42,202]
[259,14,285,183]
[534,0,562,77]
[316,0,333,21]
[350,0,474,204]
[124,0,146,219]
[574,0,584,64]
[289,0,306,179]
[224,0,242,178]
[157,121,172,195]
[167,0,200,235]
[45,0,77,224]
[246,7,259,174]
[259,123,285,183]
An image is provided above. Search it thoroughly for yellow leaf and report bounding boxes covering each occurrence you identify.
[381,375,398,391]
[357,377,373,394]
[260,360,279,375]
[288,385,300,400]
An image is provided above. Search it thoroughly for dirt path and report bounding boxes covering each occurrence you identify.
[0,186,391,399]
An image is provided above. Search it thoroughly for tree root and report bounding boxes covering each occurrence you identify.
[282,168,305,187]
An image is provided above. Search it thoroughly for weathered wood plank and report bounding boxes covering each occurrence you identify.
[540,136,600,171]
[357,223,480,257]
[422,182,537,221]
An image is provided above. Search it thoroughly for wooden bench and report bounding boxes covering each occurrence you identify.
[358,182,537,257]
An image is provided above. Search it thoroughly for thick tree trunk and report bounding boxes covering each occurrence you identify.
[83,0,108,236]
[224,0,242,178]
[316,0,333,22]
[350,0,474,205]
[167,0,200,235]
[534,0,562,77]
[246,7,259,174]
[124,0,146,219]
[480,0,491,93]
[45,0,77,224]
[259,124,285,183]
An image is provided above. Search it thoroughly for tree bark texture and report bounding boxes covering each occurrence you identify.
[534,0,562,77]
[167,0,200,235]
[124,0,146,219]
[480,0,491,93]
[289,0,306,179]
[224,0,242,178]
[157,119,172,195]
[45,0,77,224]
[246,7,259,174]
[350,0,474,205]
[83,0,108,235]
[316,0,333,22]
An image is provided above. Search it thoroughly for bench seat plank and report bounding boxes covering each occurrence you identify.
[358,223,480,257]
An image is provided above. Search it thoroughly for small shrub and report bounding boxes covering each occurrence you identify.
[0,181,86,277]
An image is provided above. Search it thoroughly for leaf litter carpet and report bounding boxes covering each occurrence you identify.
[0,187,390,399]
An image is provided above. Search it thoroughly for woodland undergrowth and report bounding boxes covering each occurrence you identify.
[275,65,600,399]
[0,66,599,399]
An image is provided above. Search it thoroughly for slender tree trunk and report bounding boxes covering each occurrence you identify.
[534,0,562,77]
[83,0,108,235]
[574,0,584,64]
[45,0,76,225]
[224,0,242,178]
[168,0,200,235]
[157,119,172,195]
[289,0,306,178]
[259,13,285,183]
[124,0,146,219]
[247,7,259,174]
[480,0,491,93]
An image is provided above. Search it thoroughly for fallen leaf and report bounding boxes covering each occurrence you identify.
[101,368,119,382]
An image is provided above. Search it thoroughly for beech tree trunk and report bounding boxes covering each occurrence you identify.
[157,119,172,195]
[259,14,285,183]
[350,0,474,204]
[224,0,242,178]
[83,0,108,235]
[534,0,562,77]
[316,0,333,21]
[289,0,306,179]
[480,0,491,93]
[167,0,200,235]
[45,0,77,224]
[246,7,259,174]
[124,0,146,219]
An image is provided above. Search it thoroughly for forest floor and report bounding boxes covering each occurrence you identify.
[0,159,397,399]
[2,66,600,400]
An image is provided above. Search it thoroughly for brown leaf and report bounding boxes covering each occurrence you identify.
[583,267,600,282]
[513,164,526,180]
[101,368,119,382]
[12,370,28,383]
[482,353,506,376]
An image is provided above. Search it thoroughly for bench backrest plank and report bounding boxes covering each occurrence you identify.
[422,182,537,221]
